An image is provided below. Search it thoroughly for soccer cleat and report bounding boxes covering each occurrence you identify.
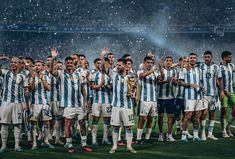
[181,138,188,143]
[186,132,193,139]
[158,133,164,142]
[0,148,7,153]
[135,140,144,145]
[207,135,218,140]
[92,142,99,146]
[166,135,176,142]
[82,146,93,152]
[201,133,207,141]
[15,147,24,152]
[102,139,112,145]
[31,145,38,150]
[109,148,117,154]
[55,139,64,145]
[227,128,234,137]
[193,137,202,142]
[222,131,230,138]
[127,147,137,154]
[68,145,75,153]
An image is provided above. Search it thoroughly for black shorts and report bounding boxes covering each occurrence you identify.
[175,98,185,114]
[158,99,175,114]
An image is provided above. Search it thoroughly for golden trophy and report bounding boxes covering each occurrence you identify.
[127,76,137,98]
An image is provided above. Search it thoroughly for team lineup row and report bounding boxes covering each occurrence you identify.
[0,49,234,154]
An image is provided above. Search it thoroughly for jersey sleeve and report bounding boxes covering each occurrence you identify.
[217,66,222,78]
[179,68,185,80]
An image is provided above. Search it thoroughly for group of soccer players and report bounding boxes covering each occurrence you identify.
[0,48,234,154]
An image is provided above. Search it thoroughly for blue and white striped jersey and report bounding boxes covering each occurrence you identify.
[111,72,133,109]
[49,74,60,102]
[1,69,27,103]
[57,70,84,108]
[200,63,220,97]
[158,68,176,99]
[137,69,159,102]
[30,74,50,105]
[175,67,185,99]
[219,63,235,94]
[179,67,202,100]
[91,71,112,104]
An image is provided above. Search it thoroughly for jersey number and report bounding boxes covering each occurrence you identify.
[128,114,134,122]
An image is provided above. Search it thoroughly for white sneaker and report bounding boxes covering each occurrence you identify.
[222,131,230,138]
[186,131,193,139]
[201,133,207,141]
[109,147,117,154]
[207,134,218,140]
[166,134,176,142]
[158,133,164,142]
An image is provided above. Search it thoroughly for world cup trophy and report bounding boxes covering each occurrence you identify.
[127,75,137,98]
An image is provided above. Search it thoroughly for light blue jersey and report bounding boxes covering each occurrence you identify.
[1,69,27,103]
[179,67,203,100]
[201,63,220,97]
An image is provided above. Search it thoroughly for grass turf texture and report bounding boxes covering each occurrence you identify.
[1,110,235,159]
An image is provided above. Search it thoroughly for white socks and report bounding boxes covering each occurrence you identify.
[14,126,21,148]
[1,125,8,149]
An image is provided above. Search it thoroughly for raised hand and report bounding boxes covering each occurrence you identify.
[51,48,58,58]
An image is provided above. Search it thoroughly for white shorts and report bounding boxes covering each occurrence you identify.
[185,99,204,112]
[30,104,52,122]
[51,101,63,116]
[63,107,85,120]
[139,101,157,117]
[92,103,112,117]
[203,96,221,111]
[111,107,134,127]
[0,101,23,124]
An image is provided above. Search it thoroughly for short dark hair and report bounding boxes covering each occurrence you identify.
[107,52,114,57]
[65,56,74,62]
[221,51,231,59]
[189,53,197,57]
[117,58,126,64]
[122,54,131,59]
[78,54,86,59]
[35,60,45,66]
[72,53,79,58]
[25,57,35,64]
[144,56,153,62]
[56,61,63,64]
[126,58,133,64]
[204,50,212,56]
[94,58,101,64]
[165,56,173,61]
[47,55,52,58]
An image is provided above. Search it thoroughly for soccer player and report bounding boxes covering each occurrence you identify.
[200,51,221,140]
[179,53,205,142]
[47,61,64,145]
[28,60,54,150]
[109,58,136,154]
[90,58,112,145]
[0,57,28,153]
[50,48,92,153]
[157,56,176,142]
[136,56,163,144]
[219,51,235,137]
